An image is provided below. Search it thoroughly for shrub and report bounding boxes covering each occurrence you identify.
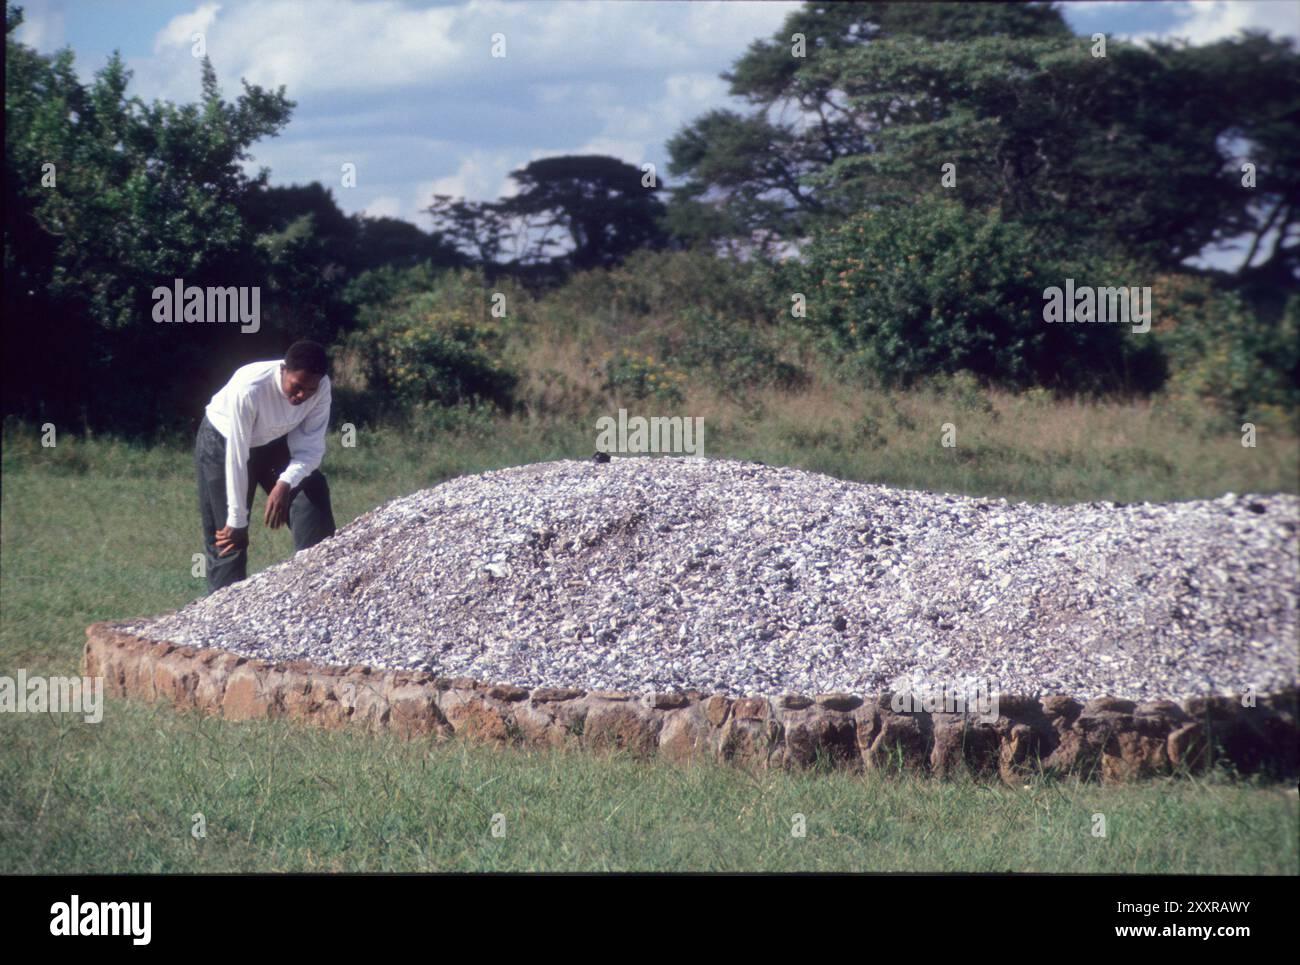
[343,270,518,412]
[343,261,448,316]
[1152,275,1299,426]
[405,399,500,442]
[928,370,996,415]
[346,264,529,330]
[801,198,1161,391]
[542,248,786,327]
[658,307,805,393]
[595,350,686,405]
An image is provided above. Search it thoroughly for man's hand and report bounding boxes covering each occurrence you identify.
[215,525,249,557]
[264,480,293,529]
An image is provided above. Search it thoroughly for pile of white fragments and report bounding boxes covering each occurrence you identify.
[126,457,1299,702]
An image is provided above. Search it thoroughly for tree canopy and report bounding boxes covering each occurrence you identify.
[5,3,297,430]
[665,0,1299,278]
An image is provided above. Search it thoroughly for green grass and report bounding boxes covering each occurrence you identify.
[1,415,1297,873]
[4,703,1296,873]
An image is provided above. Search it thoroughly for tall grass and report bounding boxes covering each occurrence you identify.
[325,255,1299,504]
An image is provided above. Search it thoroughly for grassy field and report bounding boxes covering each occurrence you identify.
[4,701,1297,873]
[1,410,1297,873]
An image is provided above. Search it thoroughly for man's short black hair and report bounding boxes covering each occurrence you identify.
[284,340,329,377]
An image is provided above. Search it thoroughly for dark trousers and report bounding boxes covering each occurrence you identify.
[195,414,336,594]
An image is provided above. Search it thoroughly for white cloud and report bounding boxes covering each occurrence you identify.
[1173,0,1299,43]
[1106,1,1300,45]
[418,149,519,204]
[13,0,65,50]
[125,0,797,104]
[87,1,800,223]
[525,71,726,172]
[362,195,403,218]
[12,1,66,50]
[154,3,223,54]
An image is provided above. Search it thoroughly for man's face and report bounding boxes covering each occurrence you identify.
[280,364,322,405]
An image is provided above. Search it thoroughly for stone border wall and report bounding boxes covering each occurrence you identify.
[85,621,1299,784]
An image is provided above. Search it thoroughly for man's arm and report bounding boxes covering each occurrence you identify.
[279,379,331,489]
[223,390,257,530]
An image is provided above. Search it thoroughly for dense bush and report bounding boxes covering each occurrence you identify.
[404,398,501,443]
[801,199,1165,391]
[342,261,450,318]
[345,263,529,327]
[657,307,805,393]
[541,247,786,327]
[1151,274,1300,425]
[594,350,687,405]
[342,269,518,412]
[333,220,1295,430]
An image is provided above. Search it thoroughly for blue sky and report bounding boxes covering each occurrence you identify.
[13,0,1299,266]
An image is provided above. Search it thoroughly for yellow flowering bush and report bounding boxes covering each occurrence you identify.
[596,349,686,404]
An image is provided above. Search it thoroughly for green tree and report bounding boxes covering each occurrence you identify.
[343,268,517,413]
[352,214,465,273]
[4,3,295,434]
[666,0,1299,278]
[425,193,511,267]
[804,30,1299,272]
[803,198,1164,391]
[1178,33,1300,286]
[664,1,1070,246]
[499,155,667,270]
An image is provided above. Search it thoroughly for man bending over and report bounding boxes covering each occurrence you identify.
[195,340,337,594]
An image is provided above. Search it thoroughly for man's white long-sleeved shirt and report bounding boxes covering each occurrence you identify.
[204,360,331,529]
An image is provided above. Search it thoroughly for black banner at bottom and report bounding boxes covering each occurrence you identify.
[5,872,1293,948]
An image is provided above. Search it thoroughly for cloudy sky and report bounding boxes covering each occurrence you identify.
[13,0,1299,235]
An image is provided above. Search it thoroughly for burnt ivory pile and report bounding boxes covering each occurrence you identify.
[124,458,1299,702]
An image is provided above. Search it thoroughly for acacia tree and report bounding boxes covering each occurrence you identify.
[802,29,1300,273]
[664,1,1070,247]
[426,155,668,278]
[499,155,667,271]
[665,0,1299,278]
[425,194,511,266]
